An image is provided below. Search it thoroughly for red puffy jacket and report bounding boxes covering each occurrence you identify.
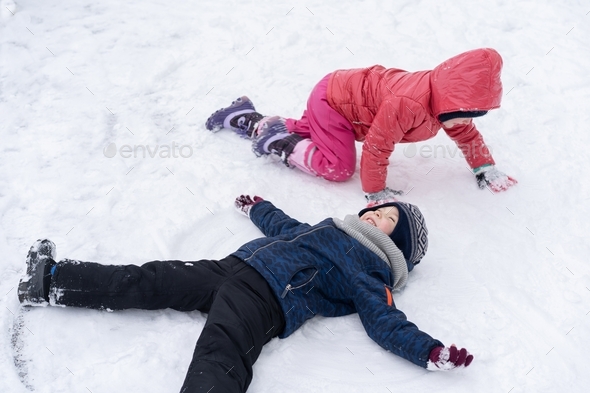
[327,48,503,193]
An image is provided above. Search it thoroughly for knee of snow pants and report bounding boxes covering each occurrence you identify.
[49,256,242,312]
[285,73,356,182]
[180,263,285,393]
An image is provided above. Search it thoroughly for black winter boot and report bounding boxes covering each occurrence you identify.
[18,239,56,306]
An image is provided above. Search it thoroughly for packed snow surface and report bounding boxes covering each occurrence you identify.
[1,0,590,392]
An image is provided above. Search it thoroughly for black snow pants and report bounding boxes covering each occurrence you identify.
[49,255,286,393]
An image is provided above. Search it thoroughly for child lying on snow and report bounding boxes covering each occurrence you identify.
[206,48,517,206]
[18,196,473,393]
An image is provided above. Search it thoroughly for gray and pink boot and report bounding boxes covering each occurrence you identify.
[205,96,264,138]
[251,117,317,176]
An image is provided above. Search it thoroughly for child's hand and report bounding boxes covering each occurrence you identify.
[427,345,473,371]
[474,165,517,192]
[365,187,403,208]
[235,195,264,217]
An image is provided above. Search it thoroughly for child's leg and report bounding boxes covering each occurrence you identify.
[180,261,284,393]
[49,256,244,312]
[285,74,357,182]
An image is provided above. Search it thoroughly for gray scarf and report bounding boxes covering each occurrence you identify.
[332,215,408,290]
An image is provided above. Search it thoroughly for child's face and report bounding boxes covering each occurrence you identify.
[442,117,472,128]
[360,206,399,236]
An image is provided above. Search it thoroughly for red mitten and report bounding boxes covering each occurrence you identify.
[427,345,474,371]
[234,195,264,217]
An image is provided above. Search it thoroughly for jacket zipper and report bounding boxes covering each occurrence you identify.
[243,225,330,299]
[280,268,319,299]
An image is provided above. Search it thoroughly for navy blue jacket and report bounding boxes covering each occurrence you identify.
[232,201,443,368]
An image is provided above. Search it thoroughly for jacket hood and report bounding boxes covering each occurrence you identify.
[430,48,503,118]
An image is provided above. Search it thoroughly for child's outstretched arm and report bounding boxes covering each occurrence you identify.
[443,119,494,169]
[234,195,311,237]
[443,122,517,192]
[360,97,421,200]
[352,271,473,370]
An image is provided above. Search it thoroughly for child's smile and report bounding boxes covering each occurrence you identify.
[360,206,400,236]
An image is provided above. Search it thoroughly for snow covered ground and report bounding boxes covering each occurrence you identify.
[1,0,590,392]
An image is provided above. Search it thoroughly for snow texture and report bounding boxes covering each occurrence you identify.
[1,0,590,392]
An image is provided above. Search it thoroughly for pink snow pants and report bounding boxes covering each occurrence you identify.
[285,74,356,182]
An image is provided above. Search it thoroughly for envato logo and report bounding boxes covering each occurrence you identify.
[103,142,193,159]
[402,143,493,159]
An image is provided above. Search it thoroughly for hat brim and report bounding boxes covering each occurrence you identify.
[357,202,400,218]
